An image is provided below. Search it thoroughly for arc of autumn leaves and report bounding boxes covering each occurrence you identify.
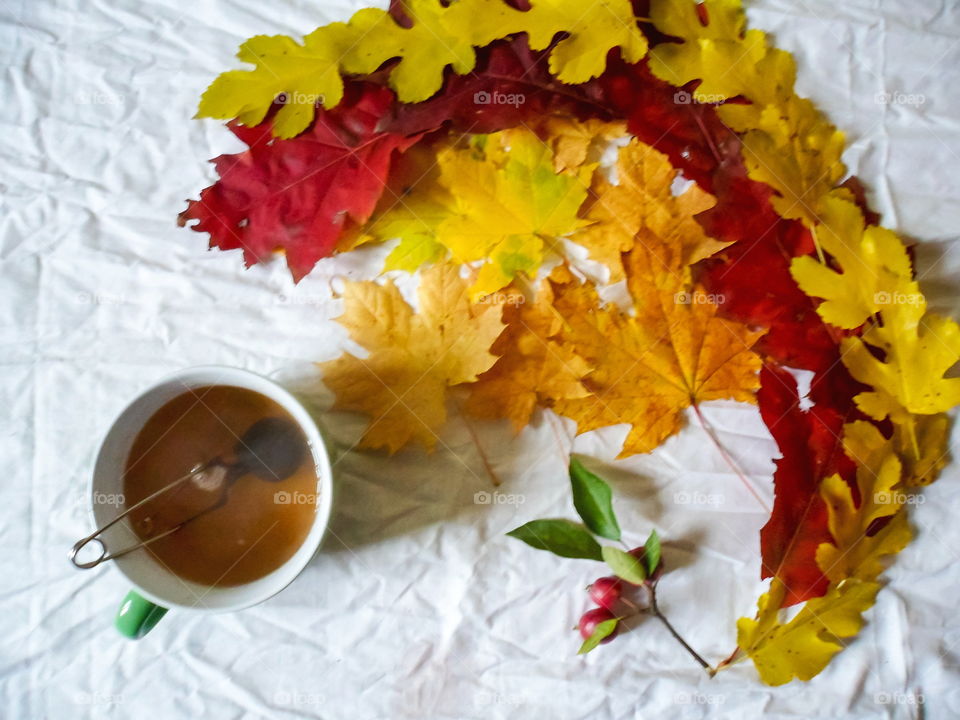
[189,0,960,686]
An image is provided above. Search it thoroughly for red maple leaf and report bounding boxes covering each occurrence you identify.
[597,58,741,193]
[179,84,421,282]
[756,364,860,606]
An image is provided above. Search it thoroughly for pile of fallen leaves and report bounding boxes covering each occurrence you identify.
[180,0,960,686]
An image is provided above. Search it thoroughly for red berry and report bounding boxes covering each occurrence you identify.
[578,607,617,641]
[588,576,623,610]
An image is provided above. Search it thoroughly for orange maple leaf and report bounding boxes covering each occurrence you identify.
[551,237,763,457]
[320,263,506,453]
[576,139,728,282]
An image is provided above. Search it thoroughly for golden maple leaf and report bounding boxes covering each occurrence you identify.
[549,237,762,457]
[535,116,627,173]
[576,139,727,282]
[465,270,591,431]
[320,263,506,453]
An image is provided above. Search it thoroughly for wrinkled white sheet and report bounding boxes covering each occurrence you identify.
[2,0,960,718]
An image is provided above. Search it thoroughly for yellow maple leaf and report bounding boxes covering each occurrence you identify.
[576,139,726,281]
[465,269,591,430]
[368,129,593,300]
[437,131,594,293]
[320,263,505,453]
[551,238,762,457]
[737,577,879,686]
[354,142,453,270]
[199,0,647,138]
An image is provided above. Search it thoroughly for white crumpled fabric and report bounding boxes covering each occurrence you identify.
[2,0,960,718]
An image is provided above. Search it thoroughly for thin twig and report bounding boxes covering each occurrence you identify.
[649,586,714,674]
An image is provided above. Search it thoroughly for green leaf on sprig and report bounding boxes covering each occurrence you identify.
[507,519,603,560]
[601,546,647,584]
[569,457,621,540]
[577,617,620,655]
[644,529,661,575]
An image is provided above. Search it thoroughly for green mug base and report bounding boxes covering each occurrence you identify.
[116,590,168,639]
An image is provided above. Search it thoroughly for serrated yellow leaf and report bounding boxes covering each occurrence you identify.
[649,0,766,101]
[735,104,846,228]
[737,578,879,686]
[198,0,647,138]
[320,263,506,453]
[816,421,912,583]
[648,0,846,229]
[577,139,726,281]
[894,413,950,487]
[790,195,913,329]
[436,130,593,299]
[357,142,454,271]
[525,0,648,82]
[197,33,351,139]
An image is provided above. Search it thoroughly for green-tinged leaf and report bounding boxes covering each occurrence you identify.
[507,519,603,560]
[569,457,621,540]
[577,617,619,655]
[601,546,647,584]
[644,529,661,575]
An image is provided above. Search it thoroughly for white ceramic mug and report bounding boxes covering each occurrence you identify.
[85,366,333,638]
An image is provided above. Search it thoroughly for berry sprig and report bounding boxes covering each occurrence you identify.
[508,458,712,672]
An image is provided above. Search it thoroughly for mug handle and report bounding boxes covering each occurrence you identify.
[115,590,168,639]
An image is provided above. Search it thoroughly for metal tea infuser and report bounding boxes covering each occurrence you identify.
[70,417,304,569]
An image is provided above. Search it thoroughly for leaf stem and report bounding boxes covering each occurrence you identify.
[692,402,770,512]
[648,585,714,675]
[457,401,501,486]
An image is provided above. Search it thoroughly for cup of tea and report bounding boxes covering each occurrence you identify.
[79,366,333,638]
